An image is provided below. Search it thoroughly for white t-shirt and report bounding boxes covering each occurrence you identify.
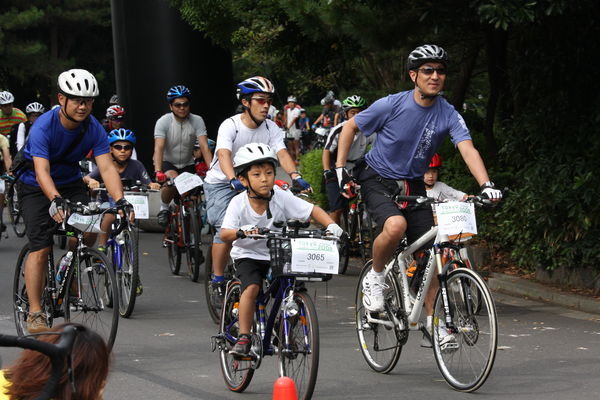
[426,181,466,201]
[204,114,287,184]
[221,187,314,260]
[286,107,301,135]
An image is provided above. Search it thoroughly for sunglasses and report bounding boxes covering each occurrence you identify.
[112,144,133,151]
[251,97,273,105]
[69,97,95,106]
[418,67,447,76]
[172,101,190,108]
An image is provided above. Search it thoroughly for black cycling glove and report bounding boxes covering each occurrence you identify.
[48,196,65,217]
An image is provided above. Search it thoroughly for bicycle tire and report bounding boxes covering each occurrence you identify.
[338,211,351,275]
[355,260,403,373]
[63,248,119,351]
[165,212,181,275]
[432,268,497,392]
[116,228,139,318]
[186,208,203,282]
[219,280,255,392]
[205,244,235,324]
[359,211,375,265]
[7,185,26,237]
[278,290,320,400]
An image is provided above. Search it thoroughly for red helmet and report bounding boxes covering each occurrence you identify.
[106,105,125,119]
[429,153,442,168]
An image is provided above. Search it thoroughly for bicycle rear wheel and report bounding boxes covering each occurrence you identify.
[165,212,181,275]
[355,260,403,373]
[432,268,497,392]
[185,207,203,282]
[7,185,26,237]
[205,244,235,324]
[64,248,119,350]
[219,280,255,392]
[278,290,319,400]
[115,228,139,318]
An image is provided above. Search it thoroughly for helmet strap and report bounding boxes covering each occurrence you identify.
[60,97,80,123]
[247,184,274,219]
[414,71,443,100]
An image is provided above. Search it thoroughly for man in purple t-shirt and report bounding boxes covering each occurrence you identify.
[335,45,502,347]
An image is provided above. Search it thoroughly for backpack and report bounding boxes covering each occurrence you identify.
[8,121,32,156]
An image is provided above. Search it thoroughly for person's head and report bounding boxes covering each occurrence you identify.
[108,128,136,164]
[25,102,45,123]
[287,95,297,107]
[106,105,126,129]
[407,44,448,99]
[166,85,191,119]
[321,96,333,109]
[0,91,15,116]
[300,108,306,116]
[424,153,442,188]
[236,76,275,126]
[233,142,278,198]
[57,69,99,123]
[109,93,120,106]
[5,323,110,400]
[342,95,367,119]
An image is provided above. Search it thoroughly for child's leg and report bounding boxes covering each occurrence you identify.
[238,283,260,334]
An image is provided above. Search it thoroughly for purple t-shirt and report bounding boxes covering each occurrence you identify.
[21,108,110,186]
[355,90,471,180]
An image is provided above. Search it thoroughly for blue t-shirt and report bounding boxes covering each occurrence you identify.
[355,90,471,180]
[20,108,110,186]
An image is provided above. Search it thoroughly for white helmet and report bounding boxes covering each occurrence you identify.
[25,102,45,114]
[0,91,15,105]
[287,95,297,103]
[57,69,99,97]
[233,143,278,175]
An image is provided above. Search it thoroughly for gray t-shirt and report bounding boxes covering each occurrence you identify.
[154,112,207,168]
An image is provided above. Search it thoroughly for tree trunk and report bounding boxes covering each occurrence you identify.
[449,43,480,111]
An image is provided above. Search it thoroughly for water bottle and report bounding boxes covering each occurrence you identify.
[55,251,74,283]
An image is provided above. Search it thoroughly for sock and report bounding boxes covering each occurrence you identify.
[371,270,385,278]
[212,275,225,283]
[426,315,433,331]
[160,202,170,211]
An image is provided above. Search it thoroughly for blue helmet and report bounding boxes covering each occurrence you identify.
[208,138,216,151]
[108,128,136,145]
[236,76,275,100]
[166,85,191,102]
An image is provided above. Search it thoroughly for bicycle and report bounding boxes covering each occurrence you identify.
[1,174,26,238]
[0,325,79,400]
[13,201,120,350]
[355,195,499,392]
[162,173,205,282]
[211,220,339,399]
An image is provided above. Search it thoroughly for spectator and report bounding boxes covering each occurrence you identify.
[0,91,26,137]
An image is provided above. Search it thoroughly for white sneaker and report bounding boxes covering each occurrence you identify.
[362,271,387,312]
[438,326,458,351]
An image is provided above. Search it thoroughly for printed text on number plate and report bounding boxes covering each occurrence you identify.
[436,202,477,235]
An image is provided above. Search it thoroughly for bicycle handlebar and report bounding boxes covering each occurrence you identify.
[0,325,80,400]
[394,189,508,208]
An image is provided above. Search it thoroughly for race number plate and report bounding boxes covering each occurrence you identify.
[67,213,103,233]
[436,202,477,236]
[291,238,339,275]
[124,194,149,219]
[174,172,203,195]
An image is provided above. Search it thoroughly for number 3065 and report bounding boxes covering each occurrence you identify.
[307,253,325,261]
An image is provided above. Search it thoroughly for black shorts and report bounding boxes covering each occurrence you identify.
[234,258,271,293]
[162,161,196,175]
[355,162,434,248]
[325,179,348,212]
[17,180,89,251]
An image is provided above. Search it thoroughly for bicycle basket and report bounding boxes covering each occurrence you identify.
[268,237,332,282]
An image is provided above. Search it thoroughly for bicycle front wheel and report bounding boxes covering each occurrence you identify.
[219,280,254,392]
[185,207,203,282]
[116,228,139,318]
[432,268,497,392]
[278,290,319,400]
[165,213,181,275]
[64,248,119,350]
[355,260,403,373]
[7,185,26,237]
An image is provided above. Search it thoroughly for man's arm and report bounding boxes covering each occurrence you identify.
[33,156,60,201]
[153,137,166,173]
[197,135,213,166]
[217,148,236,181]
[2,147,11,171]
[335,117,359,168]
[95,153,124,202]
[322,149,331,171]
[276,149,300,179]
[456,140,490,186]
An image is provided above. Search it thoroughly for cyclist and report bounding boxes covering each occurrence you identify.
[194,137,216,177]
[16,68,134,333]
[322,95,370,224]
[1,323,109,400]
[11,102,45,154]
[153,85,213,226]
[284,95,301,163]
[220,143,342,357]
[103,104,126,132]
[312,96,336,130]
[204,76,312,307]
[0,91,26,137]
[335,45,502,346]
[424,153,468,201]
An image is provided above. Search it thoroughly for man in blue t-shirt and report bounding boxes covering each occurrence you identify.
[17,69,134,334]
[335,45,503,347]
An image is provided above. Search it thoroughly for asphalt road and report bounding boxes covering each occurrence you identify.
[1,229,599,400]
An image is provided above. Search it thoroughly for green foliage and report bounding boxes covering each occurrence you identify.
[298,148,327,210]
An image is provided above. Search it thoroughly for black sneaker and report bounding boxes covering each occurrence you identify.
[210,280,227,309]
[157,209,170,227]
[230,334,252,358]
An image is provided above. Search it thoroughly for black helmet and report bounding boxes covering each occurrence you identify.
[407,44,449,70]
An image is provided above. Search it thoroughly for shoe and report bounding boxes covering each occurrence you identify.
[230,334,252,358]
[438,326,458,351]
[362,270,387,312]
[27,312,49,333]
[136,279,144,297]
[97,245,107,254]
[210,280,227,309]
[157,209,170,227]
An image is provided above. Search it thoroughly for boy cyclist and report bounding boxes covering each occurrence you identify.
[220,143,343,357]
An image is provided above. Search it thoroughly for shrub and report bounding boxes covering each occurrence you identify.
[299,148,328,209]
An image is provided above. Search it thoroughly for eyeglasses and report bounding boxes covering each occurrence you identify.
[172,101,190,108]
[112,144,133,151]
[418,67,447,76]
[251,97,273,105]
[69,97,95,106]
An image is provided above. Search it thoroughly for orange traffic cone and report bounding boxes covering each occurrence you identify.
[273,376,298,400]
